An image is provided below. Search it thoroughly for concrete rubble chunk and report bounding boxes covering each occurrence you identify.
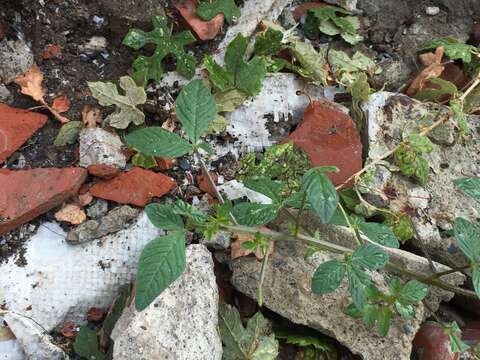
[323,0,358,11]
[2,312,67,360]
[0,39,34,84]
[0,212,160,332]
[67,205,140,243]
[79,128,126,169]
[362,92,480,266]
[111,244,222,360]
[230,213,464,360]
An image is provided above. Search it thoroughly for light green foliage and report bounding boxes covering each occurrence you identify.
[394,134,433,185]
[463,84,480,114]
[73,326,105,360]
[238,143,311,191]
[328,50,379,86]
[449,99,469,134]
[54,121,84,146]
[384,213,414,243]
[350,72,370,130]
[275,329,337,360]
[288,40,328,85]
[215,89,249,112]
[415,78,458,102]
[88,76,146,129]
[302,167,339,223]
[127,79,217,157]
[122,16,196,86]
[204,34,267,96]
[207,115,229,134]
[197,0,240,24]
[419,38,479,63]
[255,28,284,56]
[454,177,480,203]
[131,152,157,169]
[454,217,480,297]
[307,6,363,44]
[219,304,279,360]
[443,322,470,353]
[135,231,186,311]
[175,79,218,144]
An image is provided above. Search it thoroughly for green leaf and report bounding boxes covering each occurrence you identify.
[399,280,428,303]
[351,244,388,270]
[204,55,235,93]
[122,16,196,84]
[419,38,478,63]
[395,301,415,319]
[311,260,346,294]
[454,217,480,262]
[215,89,248,112]
[362,304,379,327]
[449,99,469,134]
[309,6,363,44]
[219,304,279,360]
[445,322,470,353]
[346,265,369,309]
[226,34,248,75]
[388,277,402,295]
[131,152,157,169]
[88,76,146,129]
[255,28,283,56]
[126,127,193,158]
[472,263,480,297]
[406,134,433,153]
[197,0,240,24]
[344,303,363,318]
[288,39,328,85]
[145,203,184,231]
[375,306,392,337]
[394,144,430,185]
[454,177,480,203]
[197,141,215,154]
[175,79,218,144]
[415,77,458,102]
[231,203,279,226]
[384,213,414,243]
[302,167,339,223]
[327,50,378,86]
[135,232,186,311]
[73,326,105,360]
[54,121,84,146]
[236,56,267,96]
[101,286,130,339]
[244,177,285,204]
[358,222,400,248]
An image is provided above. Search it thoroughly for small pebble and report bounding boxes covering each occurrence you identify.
[425,6,440,16]
[178,159,191,171]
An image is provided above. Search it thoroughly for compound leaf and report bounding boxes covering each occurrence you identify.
[311,260,346,294]
[351,244,388,270]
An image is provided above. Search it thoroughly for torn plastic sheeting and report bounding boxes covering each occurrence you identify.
[0,212,160,333]
[0,340,23,360]
[218,180,272,204]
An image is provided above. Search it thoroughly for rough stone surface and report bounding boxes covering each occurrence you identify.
[323,0,357,11]
[87,164,121,179]
[0,39,34,84]
[97,0,165,31]
[174,0,224,41]
[79,128,126,169]
[2,312,67,360]
[285,100,363,187]
[0,84,13,104]
[67,205,140,243]
[0,168,87,235]
[363,92,480,266]
[231,231,463,360]
[90,167,176,207]
[0,212,160,331]
[0,103,48,164]
[86,199,109,219]
[111,244,222,360]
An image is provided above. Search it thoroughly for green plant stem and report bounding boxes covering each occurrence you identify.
[220,224,478,299]
[293,192,307,236]
[425,264,471,280]
[338,202,361,245]
[258,245,270,307]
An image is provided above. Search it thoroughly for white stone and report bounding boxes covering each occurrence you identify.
[0,39,34,84]
[112,245,222,360]
[426,6,440,15]
[79,127,126,168]
[0,213,159,332]
[218,180,272,204]
[2,312,67,360]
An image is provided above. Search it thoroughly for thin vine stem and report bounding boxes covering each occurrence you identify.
[220,223,477,299]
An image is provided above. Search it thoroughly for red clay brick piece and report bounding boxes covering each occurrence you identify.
[197,169,218,197]
[412,321,458,360]
[0,168,88,235]
[0,103,48,164]
[87,164,121,179]
[90,167,177,207]
[174,0,224,41]
[285,100,363,187]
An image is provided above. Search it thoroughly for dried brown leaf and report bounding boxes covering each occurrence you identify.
[81,106,102,128]
[419,46,444,66]
[231,230,274,260]
[52,95,71,113]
